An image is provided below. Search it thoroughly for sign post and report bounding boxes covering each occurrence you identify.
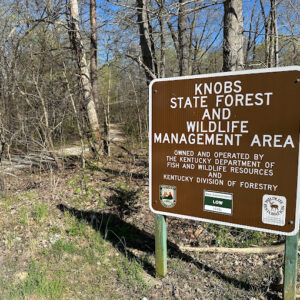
[284,233,299,300]
[149,67,300,286]
[155,214,167,278]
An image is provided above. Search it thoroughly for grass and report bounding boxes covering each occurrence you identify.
[115,257,147,291]
[0,155,286,300]
[0,192,19,211]
[206,224,276,247]
[19,207,29,226]
[33,203,49,222]
[4,262,65,300]
[52,239,77,256]
[0,199,145,299]
[67,216,88,237]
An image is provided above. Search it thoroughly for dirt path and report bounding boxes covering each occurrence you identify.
[0,124,125,172]
[109,123,125,143]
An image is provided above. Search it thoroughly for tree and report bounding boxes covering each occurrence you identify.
[135,0,158,84]
[67,0,102,156]
[178,0,189,76]
[259,0,279,67]
[223,0,244,71]
[90,0,100,108]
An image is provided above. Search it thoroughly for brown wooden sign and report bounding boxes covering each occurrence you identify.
[149,67,300,235]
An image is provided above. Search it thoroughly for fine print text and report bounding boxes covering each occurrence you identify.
[163,150,278,192]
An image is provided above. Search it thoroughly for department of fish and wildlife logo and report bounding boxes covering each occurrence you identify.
[160,185,176,208]
[262,195,286,226]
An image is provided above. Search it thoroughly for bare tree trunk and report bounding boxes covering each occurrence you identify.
[188,2,197,75]
[67,0,101,156]
[268,9,274,67]
[270,0,279,67]
[103,111,110,156]
[129,74,143,145]
[157,0,166,78]
[223,0,244,71]
[63,63,86,167]
[0,117,6,165]
[90,0,100,108]
[178,0,189,75]
[273,6,279,67]
[250,15,260,66]
[34,77,62,168]
[259,0,278,67]
[136,0,157,84]
[167,19,180,60]
[245,0,257,67]
[102,65,111,156]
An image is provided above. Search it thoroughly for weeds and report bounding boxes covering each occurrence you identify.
[67,217,87,237]
[19,207,29,226]
[0,192,18,211]
[206,224,276,247]
[67,172,103,208]
[8,262,65,299]
[52,239,77,257]
[107,184,141,219]
[115,258,147,291]
[32,203,49,222]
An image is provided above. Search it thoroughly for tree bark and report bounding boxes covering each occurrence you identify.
[223,0,244,71]
[259,0,278,67]
[103,64,111,156]
[136,0,157,84]
[157,0,166,78]
[67,0,101,155]
[63,63,86,167]
[273,2,279,67]
[178,0,189,76]
[90,0,100,108]
[270,0,279,67]
[188,2,197,75]
[167,19,180,60]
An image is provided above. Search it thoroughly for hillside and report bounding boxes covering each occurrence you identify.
[0,148,297,299]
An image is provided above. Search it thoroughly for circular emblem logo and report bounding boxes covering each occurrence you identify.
[262,194,287,226]
[263,196,285,216]
[160,185,176,208]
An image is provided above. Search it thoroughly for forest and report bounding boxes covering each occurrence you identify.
[0,0,299,299]
[0,0,298,159]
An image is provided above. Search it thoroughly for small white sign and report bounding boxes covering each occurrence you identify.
[204,190,233,215]
[262,194,286,226]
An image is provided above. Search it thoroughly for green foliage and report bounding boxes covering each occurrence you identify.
[19,207,29,226]
[88,230,108,255]
[52,239,77,256]
[115,258,147,291]
[67,172,102,206]
[33,203,49,222]
[67,218,87,237]
[97,198,106,209]
[82,248,98,264]
[107,184,141,219]
[10,262,65,299]
[199,50,223,74]
[207,224,275,248]
[0,193,19,211]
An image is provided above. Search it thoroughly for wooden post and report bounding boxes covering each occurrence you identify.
[284,233,299,300]
[155,214,167,278]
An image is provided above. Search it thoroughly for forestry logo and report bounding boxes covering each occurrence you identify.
[262,195,286,226]
[160,185,176,208]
